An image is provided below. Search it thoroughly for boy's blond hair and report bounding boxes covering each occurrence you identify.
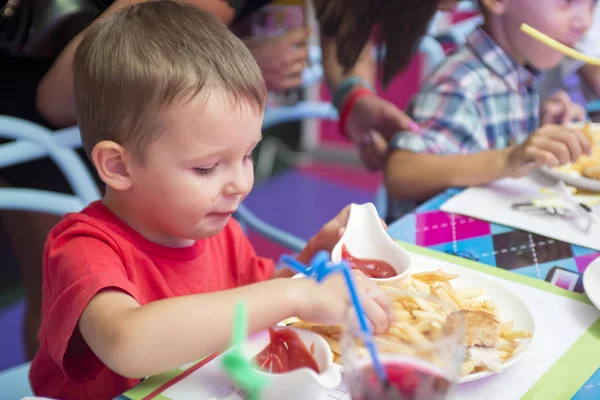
[73,0,266,159]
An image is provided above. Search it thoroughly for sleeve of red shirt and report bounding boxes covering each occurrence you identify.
[41,223,141,383]
[227,219,276,285]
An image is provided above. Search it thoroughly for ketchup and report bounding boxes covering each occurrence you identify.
[351,361,451,400]
[253,328,320,374]
[342,245,397,279]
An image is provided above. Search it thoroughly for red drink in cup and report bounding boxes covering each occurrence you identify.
[342,289,465,400]
[348,357,453,400]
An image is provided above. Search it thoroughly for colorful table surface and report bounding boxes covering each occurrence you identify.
[386,189,600,400]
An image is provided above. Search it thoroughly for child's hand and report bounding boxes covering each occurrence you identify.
[505,124,592,177]
[540,91,587,125]
[295,270,392,333]
[306,205,387,256]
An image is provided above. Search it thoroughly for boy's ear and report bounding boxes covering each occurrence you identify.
[479,0,508,15]
[91,141,133,191]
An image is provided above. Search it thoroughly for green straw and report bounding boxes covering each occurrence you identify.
[222,301,269,400]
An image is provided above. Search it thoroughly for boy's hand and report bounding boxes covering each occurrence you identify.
[540,91,587,125]
[295,270,392,334]
[505,124,592,177]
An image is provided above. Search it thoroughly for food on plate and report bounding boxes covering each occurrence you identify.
[556,123,600,182]
[448,310,502,372]
[582,164,600,180]
[582,122,600,145]
[285,269,532,376]
[341,245,398,279]
[253,328,320,373]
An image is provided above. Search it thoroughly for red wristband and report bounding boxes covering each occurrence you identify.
[338,87,374,138]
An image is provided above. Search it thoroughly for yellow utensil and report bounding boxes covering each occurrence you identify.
[521,24,600,66]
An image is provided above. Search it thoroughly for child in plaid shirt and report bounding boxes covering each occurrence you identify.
[385,0,596,221]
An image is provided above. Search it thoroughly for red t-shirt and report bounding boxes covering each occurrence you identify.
[30,201,275,399]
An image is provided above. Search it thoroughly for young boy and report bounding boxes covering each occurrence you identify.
[28,2,391,399]
[539,3,600,110]
[384,0,596,221]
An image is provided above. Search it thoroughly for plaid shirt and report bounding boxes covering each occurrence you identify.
[387,28,542,221]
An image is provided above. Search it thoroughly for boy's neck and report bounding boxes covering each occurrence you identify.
[482,18,527,66]
[102,188,195,248]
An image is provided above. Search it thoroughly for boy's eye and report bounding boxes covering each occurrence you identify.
[244,153,254,163]
[194,166,216,176]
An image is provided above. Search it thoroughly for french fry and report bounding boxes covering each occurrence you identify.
[310,325,341,336]
[413,296,437,313]
[411,278,430,293]
[456,287,484,299]
[483,300,498,315]
[394,310,411,321]
[500,321,514,333]
[498,338,520,353]
[397,322,429,345]
[413,310,446,323]
[461,361,475,376]
[498,351,511,360]
[412,270,459,284]
[501,330,532,340]
[319,333,342,354]
[333,353,341,365]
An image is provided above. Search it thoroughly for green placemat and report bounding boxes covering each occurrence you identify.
[122,244,600,400]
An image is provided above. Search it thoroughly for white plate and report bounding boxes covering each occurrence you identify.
[583,257,600,310]
[540,166,600,192]
[284,253,535,385]
[405,254,536,383]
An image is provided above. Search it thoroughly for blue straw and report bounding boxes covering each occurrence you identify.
[280,252,388,383]
[340,264,388,383]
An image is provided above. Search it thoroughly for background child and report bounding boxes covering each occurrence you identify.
[28,3,391,399]
[539,3,600,117]
[384,0,595,221]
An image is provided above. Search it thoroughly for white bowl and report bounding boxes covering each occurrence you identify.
[241,327,342,400]
[331,202,411,282]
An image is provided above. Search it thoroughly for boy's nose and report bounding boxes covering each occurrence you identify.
[224,170,252,197]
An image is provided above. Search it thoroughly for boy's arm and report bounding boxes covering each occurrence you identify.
[79,278,306,379]
[384,81,508,200]
[37,0,235,127]
[385,149,510,201]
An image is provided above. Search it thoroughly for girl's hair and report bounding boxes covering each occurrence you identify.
[314,0,439,87]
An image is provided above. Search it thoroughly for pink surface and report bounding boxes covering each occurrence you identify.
[415,211,491,247]
[576,254,600,273]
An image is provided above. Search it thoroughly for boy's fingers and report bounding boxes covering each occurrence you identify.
[552,91,572,123]
[574,130,593,155]
[526,147,560,168]
[532,137,571,165]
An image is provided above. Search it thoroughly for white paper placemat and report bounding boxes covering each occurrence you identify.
[440,174,600,251]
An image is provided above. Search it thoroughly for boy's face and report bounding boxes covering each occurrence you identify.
[501,0,596,70]
[127,90,263,242]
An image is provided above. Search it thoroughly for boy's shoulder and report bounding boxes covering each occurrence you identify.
[422,45,492,98]
[422,28,519,100]
[47,201,127,248]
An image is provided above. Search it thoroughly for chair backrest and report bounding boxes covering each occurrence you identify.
[0,116,100,216]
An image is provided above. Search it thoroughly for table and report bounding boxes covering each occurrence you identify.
[118,189,600,400]
[386,189,600,400]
